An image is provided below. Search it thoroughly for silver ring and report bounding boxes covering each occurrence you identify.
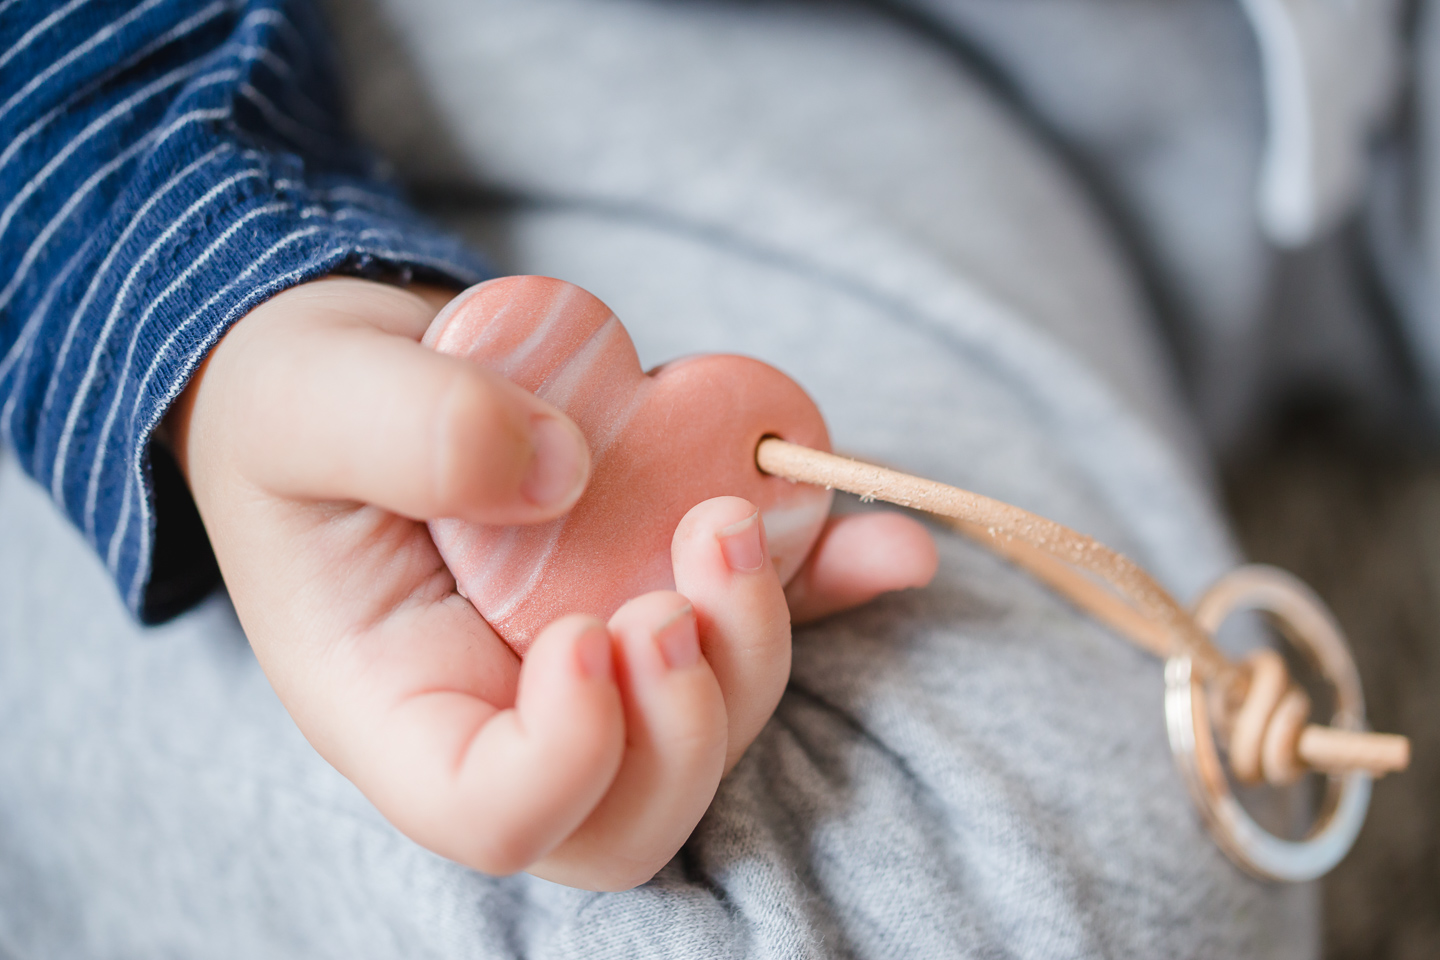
[1164,565,1371,882]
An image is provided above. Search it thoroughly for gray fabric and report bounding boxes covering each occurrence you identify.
[891,0,1274,444]
[887,0,1410,447]
[1369,0,1440,425]
[0,2,1328,957]
[1234,0,1400,246]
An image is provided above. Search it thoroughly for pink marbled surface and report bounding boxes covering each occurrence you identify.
[425,276,833,653]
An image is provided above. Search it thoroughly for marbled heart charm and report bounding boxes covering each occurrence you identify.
[425,276,834,653]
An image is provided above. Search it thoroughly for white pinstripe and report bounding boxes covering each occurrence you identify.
[235,43,292,79]
[0,338,34,449]
[121,0,234,71]
[0,238,91,449]
[227,44,330,126]
[319,184,410,214]
[0,100,67,178]
[0,59,204,247]
[337,209,388,225]
[0,1,237,190]
[200,8,330,128]
[237,80,340,155]
[0,5,251,444]
[0,131,159,313]
[0,107,229,318]
[0,0,169,127]
[0,220,106,404]
[82,200,290,533]
[234,7,308,71]
[0,51,203,183]
[0,0,94,74]
[112,233,336,580]
[2,24,331,201]
[31,143,234,455]
[0,305,43,406]
[0,20,289,200]
[49,167,267,502]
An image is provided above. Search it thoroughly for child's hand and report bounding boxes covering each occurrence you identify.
[168,277,935,890]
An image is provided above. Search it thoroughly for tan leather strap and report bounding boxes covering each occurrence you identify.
[756,438,1409,780]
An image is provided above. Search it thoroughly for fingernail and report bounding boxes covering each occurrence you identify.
[655,604,699,670]
[522,415,588,508]
[575,626,613,681]
[718,512,765,572]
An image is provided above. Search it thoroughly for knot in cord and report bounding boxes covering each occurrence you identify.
[1220,650,1312,786]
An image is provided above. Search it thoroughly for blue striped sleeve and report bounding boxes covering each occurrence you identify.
[0,0,490,622]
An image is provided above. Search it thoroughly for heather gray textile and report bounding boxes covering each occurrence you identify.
[881,0,1409,448]
[1370,0,1440,423]
[0,2,1333,957]
[349,0,1419,448]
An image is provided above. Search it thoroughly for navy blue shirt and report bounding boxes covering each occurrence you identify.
[0,0,489,622]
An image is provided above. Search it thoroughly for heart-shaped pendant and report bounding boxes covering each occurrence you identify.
[425,276,834,653]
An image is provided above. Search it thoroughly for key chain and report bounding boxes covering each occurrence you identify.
[756,438,1409,882]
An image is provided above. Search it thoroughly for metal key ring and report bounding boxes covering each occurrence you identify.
[1164,565,1371,882]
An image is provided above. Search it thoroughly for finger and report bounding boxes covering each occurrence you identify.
[672,496,792,771]
[530,592,728,890]
[785,512,937,622]
[353,612,627,876]
[211,280,590,523]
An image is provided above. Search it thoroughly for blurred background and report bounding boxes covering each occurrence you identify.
[1227,406,1439,959]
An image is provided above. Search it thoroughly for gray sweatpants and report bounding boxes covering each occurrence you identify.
[0,2,1322,956]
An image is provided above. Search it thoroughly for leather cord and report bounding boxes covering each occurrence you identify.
[756,438,1410,781]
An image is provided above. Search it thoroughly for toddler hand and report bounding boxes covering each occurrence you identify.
[168,277,935,889]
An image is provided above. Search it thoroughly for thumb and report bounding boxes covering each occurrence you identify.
[197,280,591,524]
